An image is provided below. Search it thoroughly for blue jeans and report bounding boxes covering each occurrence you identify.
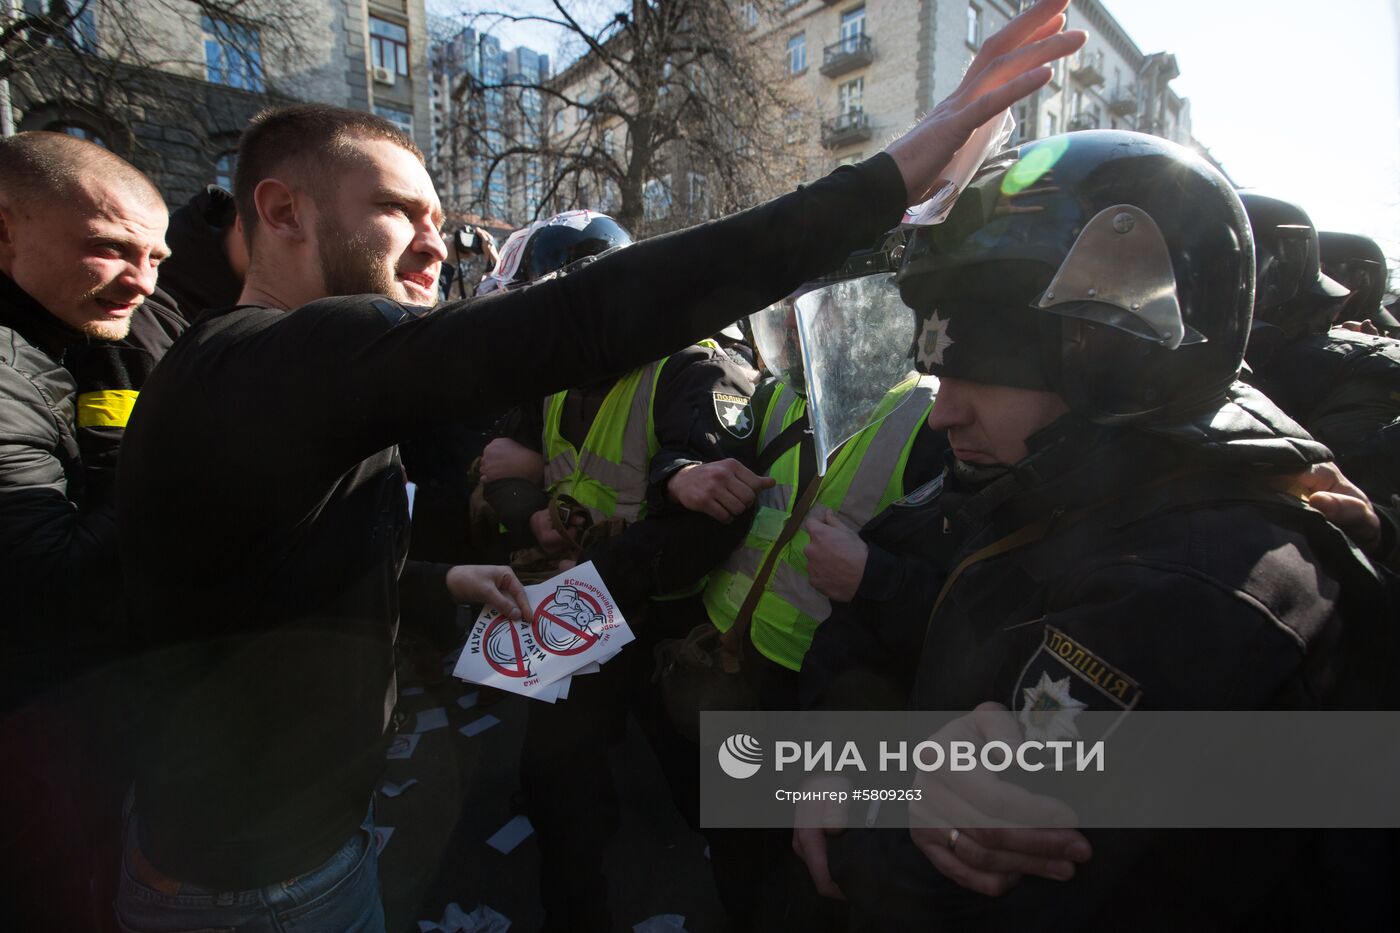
[114,804,385,933]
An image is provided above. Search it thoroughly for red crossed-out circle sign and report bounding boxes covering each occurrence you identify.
[484,616,531,678]
[532,589,604,656]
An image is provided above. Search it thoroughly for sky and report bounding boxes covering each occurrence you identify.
[431,0,1400,269]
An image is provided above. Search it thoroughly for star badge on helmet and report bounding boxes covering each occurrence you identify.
[916,312,955,371]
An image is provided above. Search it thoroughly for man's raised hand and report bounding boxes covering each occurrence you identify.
[885,0,1085,205]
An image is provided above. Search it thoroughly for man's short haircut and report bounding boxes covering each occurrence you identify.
[235,103,424,246]
[0,131,163,213]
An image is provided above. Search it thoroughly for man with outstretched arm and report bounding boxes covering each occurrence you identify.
[115,4,1084,929]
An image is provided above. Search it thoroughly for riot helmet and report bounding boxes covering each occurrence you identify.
[1319,231,1396,331]
[1239,193,1348,338]
[509,210,632,287]
[898,130,1255,424]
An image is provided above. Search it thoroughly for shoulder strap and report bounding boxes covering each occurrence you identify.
[717,476,825,670]
[756,413,811,475]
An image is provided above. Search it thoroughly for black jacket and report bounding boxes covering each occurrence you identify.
[0,274,183,708]
[1247,324,1400,508]
[804,384,1395,930]
[116,154,908,889]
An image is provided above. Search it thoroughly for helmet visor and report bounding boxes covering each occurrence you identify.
[793,272,922,472]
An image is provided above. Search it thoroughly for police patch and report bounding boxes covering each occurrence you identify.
[713,393,754,439]
[1013,626,1141,741]
[893,474,943,507]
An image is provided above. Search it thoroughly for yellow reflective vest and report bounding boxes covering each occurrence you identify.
[702,376,935,670]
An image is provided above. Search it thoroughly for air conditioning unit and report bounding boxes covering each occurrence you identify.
[373,66,396,86]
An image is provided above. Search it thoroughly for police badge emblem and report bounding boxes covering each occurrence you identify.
[713,393,754,439]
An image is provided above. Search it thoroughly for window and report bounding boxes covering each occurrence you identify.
[370,16,410,77]
[1072,90,1083,116]
[784,108,804,144]
[203,15,264,91]
[374,104,414,136]
[739,3,758,30]
[61,0,97,52]
[966,4,982,49]
[787,34,806,74]
[50,123,106,149]
[1051,57,1063,87]
[25,0,97,52]
[688,171,710,215]
[839,6,865,52]
[838,77,863,115]
[214,151,236,189]
[1045,112,1057,135]
[643,175,672,221]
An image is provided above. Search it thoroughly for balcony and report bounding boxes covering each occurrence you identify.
[821,109,871,148]
[1108,88,1137,116]
[1067,111,1100,132]
[1070,51,1105,87]
[820,35,874,78]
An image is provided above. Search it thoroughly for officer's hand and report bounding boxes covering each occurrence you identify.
[1290,462,1381,549]
[803,509,868,604]
[529,508,571,557]
[910,703,1091,897]
[1338,319,1381,336]
[666,459,774,522]
[481,437,545,485]
[445,565,532,621]
[884,0,1084,205]
[792,774,852,900]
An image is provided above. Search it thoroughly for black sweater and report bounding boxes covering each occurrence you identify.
[116,155,907,888]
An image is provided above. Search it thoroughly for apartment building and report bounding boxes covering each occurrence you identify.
[11,0,434,205]
[429,24,551,226]
[764,0,1195,165]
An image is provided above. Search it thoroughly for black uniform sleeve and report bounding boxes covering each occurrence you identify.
[580,350,759,617]
[646,346,760,513]
[800,495,951,711]
[193,156,907,484]
[497,402,545,453]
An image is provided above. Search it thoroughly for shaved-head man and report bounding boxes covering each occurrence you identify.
[0,132,176,928]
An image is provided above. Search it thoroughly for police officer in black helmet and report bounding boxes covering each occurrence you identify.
[1320,230,1399,337]
[797,130,1395,930]
[1242,195,1400,514]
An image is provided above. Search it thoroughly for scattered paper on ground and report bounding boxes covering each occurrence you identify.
[413,707,449,733]
[386,732,421,760]
[453,562,633,701]
[380,778,419,799]
[485,814,534,854]
[459,714,500,738]
[418,902,511,933]
[456,692,479,710]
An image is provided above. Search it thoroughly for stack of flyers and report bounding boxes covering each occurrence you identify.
[452,561,632,703]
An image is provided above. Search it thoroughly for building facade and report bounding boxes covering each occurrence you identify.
[10,0,434,207]
[767,0,1196,166]
[428,23,551,227]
